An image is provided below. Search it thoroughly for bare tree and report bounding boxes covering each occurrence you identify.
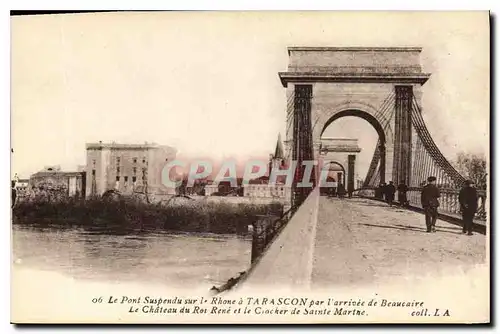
[454,152,487,190]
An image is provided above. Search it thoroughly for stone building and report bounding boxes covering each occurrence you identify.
[243,135,291,201]
[85,142,177,197]
[243,179,291,199]
[29,165,86,198]
[12,173,29,192]
[15,179,29,191]
[12,176,30,200]
[204,183,219,196]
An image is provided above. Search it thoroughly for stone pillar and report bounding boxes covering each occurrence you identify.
[348,155,355,195]
[284,85,295,164]
[384,141,394,184]
[292,84,314,206]
[410,84,424,187]
[379,142,386,184]
[313,141,322,185]
[393,85,413,185]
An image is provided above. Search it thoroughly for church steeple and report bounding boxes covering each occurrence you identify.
[268,133,286,179]
[274,133,284,160]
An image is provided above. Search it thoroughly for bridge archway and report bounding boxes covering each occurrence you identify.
[321,160,346,185]
[280,47,430,206]
[319,108,389,184]
[320,109,387,144]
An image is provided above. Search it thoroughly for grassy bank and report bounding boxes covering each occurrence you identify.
[12,197,284,235]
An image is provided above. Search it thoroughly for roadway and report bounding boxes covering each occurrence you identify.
[237,194,487,291]
[311,196,487,289]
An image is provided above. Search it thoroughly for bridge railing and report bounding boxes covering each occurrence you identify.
[250,206,296,264]
[354,187,487,222]
[407,187,487,221]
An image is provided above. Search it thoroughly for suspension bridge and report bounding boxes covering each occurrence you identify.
[228,47,488,292]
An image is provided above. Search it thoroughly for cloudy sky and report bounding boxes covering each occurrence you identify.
[11,11,489,179]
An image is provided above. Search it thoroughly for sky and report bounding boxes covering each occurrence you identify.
[11,11,489,179]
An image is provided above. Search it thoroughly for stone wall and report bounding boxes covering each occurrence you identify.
[236,188,320,291]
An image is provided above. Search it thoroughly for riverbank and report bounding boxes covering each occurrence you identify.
[12,197,283,235]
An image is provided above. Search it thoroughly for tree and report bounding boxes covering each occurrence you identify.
[454,152,487,190]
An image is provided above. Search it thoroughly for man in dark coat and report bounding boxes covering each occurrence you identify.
[337,182,346,199]
[11,180,17,209]
[380,182,387,201]
[398,182,409,207]
[421,176,440,233]
[347,183,354,198]
[459,180,478,236]
[385,181,396,206]
[375,183,383,199]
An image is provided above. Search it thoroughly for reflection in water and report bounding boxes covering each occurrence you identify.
[12,225,251,288]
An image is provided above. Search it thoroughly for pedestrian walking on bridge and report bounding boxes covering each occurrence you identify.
[398,182,409,207]
[330,178,338,197]
[11,180,16,209]
[375,183,383,199]
[380,182,387,201]
[337,182,346,199]
[385,181,396,206]
[421,176,440,233]
[459,180,478,236]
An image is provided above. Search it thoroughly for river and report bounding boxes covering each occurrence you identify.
[12,225,252,289]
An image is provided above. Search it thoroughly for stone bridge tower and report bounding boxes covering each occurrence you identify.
[280,47,430,188]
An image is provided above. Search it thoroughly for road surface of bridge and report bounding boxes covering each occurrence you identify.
[312,196,485,289]
[238,191,486,291]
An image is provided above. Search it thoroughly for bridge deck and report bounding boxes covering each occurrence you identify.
[238,195,487,291]
[311,197,486,289]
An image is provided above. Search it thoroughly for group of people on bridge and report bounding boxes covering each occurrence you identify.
[375,181,409,208]
[370,176,480,235]
[321,177,351,199]
[421,176,479,235]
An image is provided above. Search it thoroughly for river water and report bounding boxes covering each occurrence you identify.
[12,225,252,289]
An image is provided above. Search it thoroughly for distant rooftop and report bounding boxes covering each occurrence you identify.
[86,142,175,150]
[288,46,423,53]
[29,165,83,177]
[31,170,83,177]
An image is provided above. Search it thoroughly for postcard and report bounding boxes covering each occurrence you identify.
[10,11,490,324]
